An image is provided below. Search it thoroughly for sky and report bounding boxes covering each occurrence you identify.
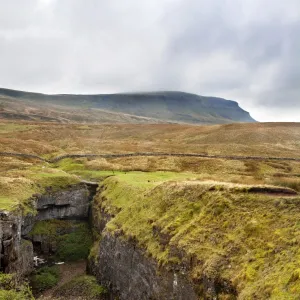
[0,0,299,122]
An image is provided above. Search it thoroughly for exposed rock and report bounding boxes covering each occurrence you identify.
[89,232,198,300]
[0,183,93,278]
[88,190,237,300]
[0,211,33,277]
[21,184,90,236]
[35,184,90,221]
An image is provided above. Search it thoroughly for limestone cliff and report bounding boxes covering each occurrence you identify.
[0,184,91,277]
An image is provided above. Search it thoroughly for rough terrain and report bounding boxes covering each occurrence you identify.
[1,121,300,299]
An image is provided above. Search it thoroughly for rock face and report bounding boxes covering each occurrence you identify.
[35,185,90,221]
[89,201,199,300]
[88,189,238,299]
[1,182,233,299]
[89,233,198,300]
[0,183,92,277]
[22,184,90,236]
[0,211,33,277]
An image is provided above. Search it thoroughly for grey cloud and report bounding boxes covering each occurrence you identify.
[0,0,299,121]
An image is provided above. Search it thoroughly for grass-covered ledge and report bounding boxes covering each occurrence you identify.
[93,174,300,299]
[0,163,80,213]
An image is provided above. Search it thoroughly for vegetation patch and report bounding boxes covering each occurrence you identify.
[56,223,93,261]
[270,177,300,192]
[0,123,36,134]
[30,266,60,293]
[29,220,93,261]
[54,275,106,299]
[94,175,300,299]
[0,162,80,212]
[0,273,34,299]
[29,219,73,236]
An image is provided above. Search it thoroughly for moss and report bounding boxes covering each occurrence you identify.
[30,266,60,292]
[56,223,93,261]
[54,275,106,299]
[0,289,32,300]
[29,219,73,237]
[0,273,34,300]
[28,167,80,191]
[0,273,14,290]
[93,175,300,299]
[0,197,16,211]
[54,157,199,182]
[52,158,86,172]
[29,220,93,261]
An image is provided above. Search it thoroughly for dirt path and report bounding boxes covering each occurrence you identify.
[38,260,87,300]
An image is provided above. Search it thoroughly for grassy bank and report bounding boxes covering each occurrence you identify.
[94,174,300,299]
[0,157,80,212]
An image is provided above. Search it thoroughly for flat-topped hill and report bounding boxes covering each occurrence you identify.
[0,88,255,124]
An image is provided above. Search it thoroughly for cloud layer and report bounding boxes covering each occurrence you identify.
[0,0,299,121]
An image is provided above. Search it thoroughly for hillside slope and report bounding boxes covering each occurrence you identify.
[0,88,255,124]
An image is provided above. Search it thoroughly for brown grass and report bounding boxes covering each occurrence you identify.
[1,120,300,210]
[0,121,299,158]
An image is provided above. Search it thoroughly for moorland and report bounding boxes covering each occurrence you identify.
[1,120,300,299]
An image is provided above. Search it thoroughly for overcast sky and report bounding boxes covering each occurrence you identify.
[0,0,299,122]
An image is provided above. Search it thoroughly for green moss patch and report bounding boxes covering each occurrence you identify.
[53,157,200,182]
[29,220,93,261]
[29,219,73,236]
[54,275,106,299]
[56,223,93,261]
[30,266,60,293]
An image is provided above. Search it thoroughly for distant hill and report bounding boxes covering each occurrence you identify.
[0,88,256,124]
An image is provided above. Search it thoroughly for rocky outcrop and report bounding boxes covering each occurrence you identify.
[1,180,238,299]
[0,183,93,277]
[34,184,90,221]
[88,190,238,300]
[0,211,33,277]
[22,184,90,236]
[89,233,198,300]
[88,198,200,300]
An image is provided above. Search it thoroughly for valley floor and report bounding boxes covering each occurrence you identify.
[38,260,87,300]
